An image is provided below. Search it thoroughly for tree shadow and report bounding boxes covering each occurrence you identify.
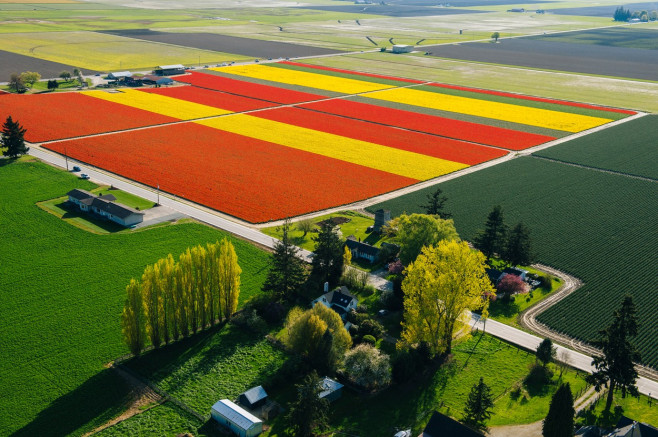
[488,299,521,319]
[11,368,132,437]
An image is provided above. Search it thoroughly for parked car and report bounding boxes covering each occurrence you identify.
[72,166,81,172]
[80,173,90,180]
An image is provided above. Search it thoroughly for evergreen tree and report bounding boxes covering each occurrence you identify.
[542,383,575,437]
[536,338,557,368]
[121,279,146,356]
[311,222,344,287]
[473,205,507,261]
[263,219,307,301]
[504,221,533,266]
[462,377,495,433]
[420,187,452,219]
[586,295,641,412]
[1,116,29,158]
[286,371,329,437]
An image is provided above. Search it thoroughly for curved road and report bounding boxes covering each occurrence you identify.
[27,145,658,400]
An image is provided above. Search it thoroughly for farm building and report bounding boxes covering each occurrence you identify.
[392,45,414,54]
[239,386,268,409]
[421,411,484,436]
[211,399,263,437]
[373,209,391,232]
[153,64,186,76]
[503,267,528,281]
[142,75,173,86]
[107,71,132,80]
[346,237,380,263]
[67,189,144,227]
[312,286,358,321]
[319,377,343,402]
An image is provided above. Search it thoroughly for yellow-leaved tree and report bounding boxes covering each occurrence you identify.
[121,278,145,356]
[400,240,494,356]
[218,238,241,320]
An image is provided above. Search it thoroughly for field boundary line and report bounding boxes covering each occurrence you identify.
[530,155,657,183]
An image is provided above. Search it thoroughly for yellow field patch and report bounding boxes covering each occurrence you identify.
[364,87,613,132]
[0,31,248,71]
[197,114,467,180]
[211,64,394,95]
[82,90,231,120]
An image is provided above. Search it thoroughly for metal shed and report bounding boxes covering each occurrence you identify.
[239,385,268,409]
[211,399,263,437]
[319,377,343,403]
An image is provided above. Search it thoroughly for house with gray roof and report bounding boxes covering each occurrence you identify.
[67,189,144,227]
[346,237,380,263]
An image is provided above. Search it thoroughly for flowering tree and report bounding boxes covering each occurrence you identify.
[343,344,391,391]
[497,274,526,297]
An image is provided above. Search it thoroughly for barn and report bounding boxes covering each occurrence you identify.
[211,399,263,437]
[153,64,186,76]
[239,386,268,410]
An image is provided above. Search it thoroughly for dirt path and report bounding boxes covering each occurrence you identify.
[82,365,163,436]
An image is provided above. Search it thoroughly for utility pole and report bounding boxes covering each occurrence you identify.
[156,183,160,206]
[64,146,69,171]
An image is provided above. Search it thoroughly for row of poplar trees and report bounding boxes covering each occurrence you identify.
[121,238,242,356]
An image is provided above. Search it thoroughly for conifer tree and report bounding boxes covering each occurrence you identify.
[504,221,533,266]
[420,187,452,219]
[473,205,507,261]
[462,377,495,433]
[311,222,345,286]
[121,279,145,356]
[543,383,574,437]
[263,219,307,301]
[287,371,329,437]
[1,116,29,158]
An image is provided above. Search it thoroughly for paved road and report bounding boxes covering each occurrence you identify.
[27,145,657,400]
[471,315,658,400]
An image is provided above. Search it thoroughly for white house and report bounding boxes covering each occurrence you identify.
[312,286,358,321]
[67,189,144,227]
[211,399,263,437]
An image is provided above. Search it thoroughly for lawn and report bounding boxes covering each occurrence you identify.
[0,158,270,436]
[579,393,658,428]
[367,157,658,368]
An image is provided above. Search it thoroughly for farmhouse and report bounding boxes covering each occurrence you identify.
[318,376,343,402]
[239,385,268,410]
[211,399,263,437]
[153,64,186,76]
[312,286,358,321]
[67,189,144,227]
[346,237,380,263]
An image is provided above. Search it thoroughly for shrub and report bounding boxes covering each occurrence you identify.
[392,349,418,384]
[524,363,553,386]
[362,335,376,345]
[539,275,552,290]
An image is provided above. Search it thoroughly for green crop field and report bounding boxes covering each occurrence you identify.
[535,114,658,180]
[0,159,270,436]
[534,26,658,50]
[368,157,658,368]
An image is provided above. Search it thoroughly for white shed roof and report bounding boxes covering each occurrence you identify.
[211,399,262,430]
[319,377,343,398]
[157,64,185,70]
[242,385,268,404]
[109,71,132,78]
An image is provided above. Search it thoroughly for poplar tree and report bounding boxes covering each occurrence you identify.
[191,245,208,330]
[175,259,191,337]
[219,238,241,319]
[158,255,176,344]
[179,249,197,334]
[141,264,162,348]
[121,279,145,356]
[206,241,220,324]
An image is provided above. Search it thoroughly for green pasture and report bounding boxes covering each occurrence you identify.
[263,333,587,435]
[126,323,287,415]
[302,53,658,113]
[0,31,249,71]
[535,114,658,180]
[368,157,658,369]
[94,402,205,437]
[0,159,270,436]
[579,393,658,428]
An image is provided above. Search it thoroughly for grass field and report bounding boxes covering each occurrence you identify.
[0,158,270,436]
[302,53,658,113]
[0,31,249,71]
[534,114,658,180]
[94,402,205,437]
[367,157,658,369]
[535,26,658,50]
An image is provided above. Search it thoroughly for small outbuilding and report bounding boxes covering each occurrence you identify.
[422,411,484,436]
[392,45,413,54]
[107,71,133,80]
[318,377,343,403]
[373,209,391,232]
[239,385,268,410]
[211,399,263,437]
[153,64,186,76]
[142,74,174,86]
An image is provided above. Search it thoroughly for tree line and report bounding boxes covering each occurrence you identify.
[121,238,241,355]
[614,5,657,21]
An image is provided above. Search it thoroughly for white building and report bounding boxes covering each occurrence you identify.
[211,399,263,437]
